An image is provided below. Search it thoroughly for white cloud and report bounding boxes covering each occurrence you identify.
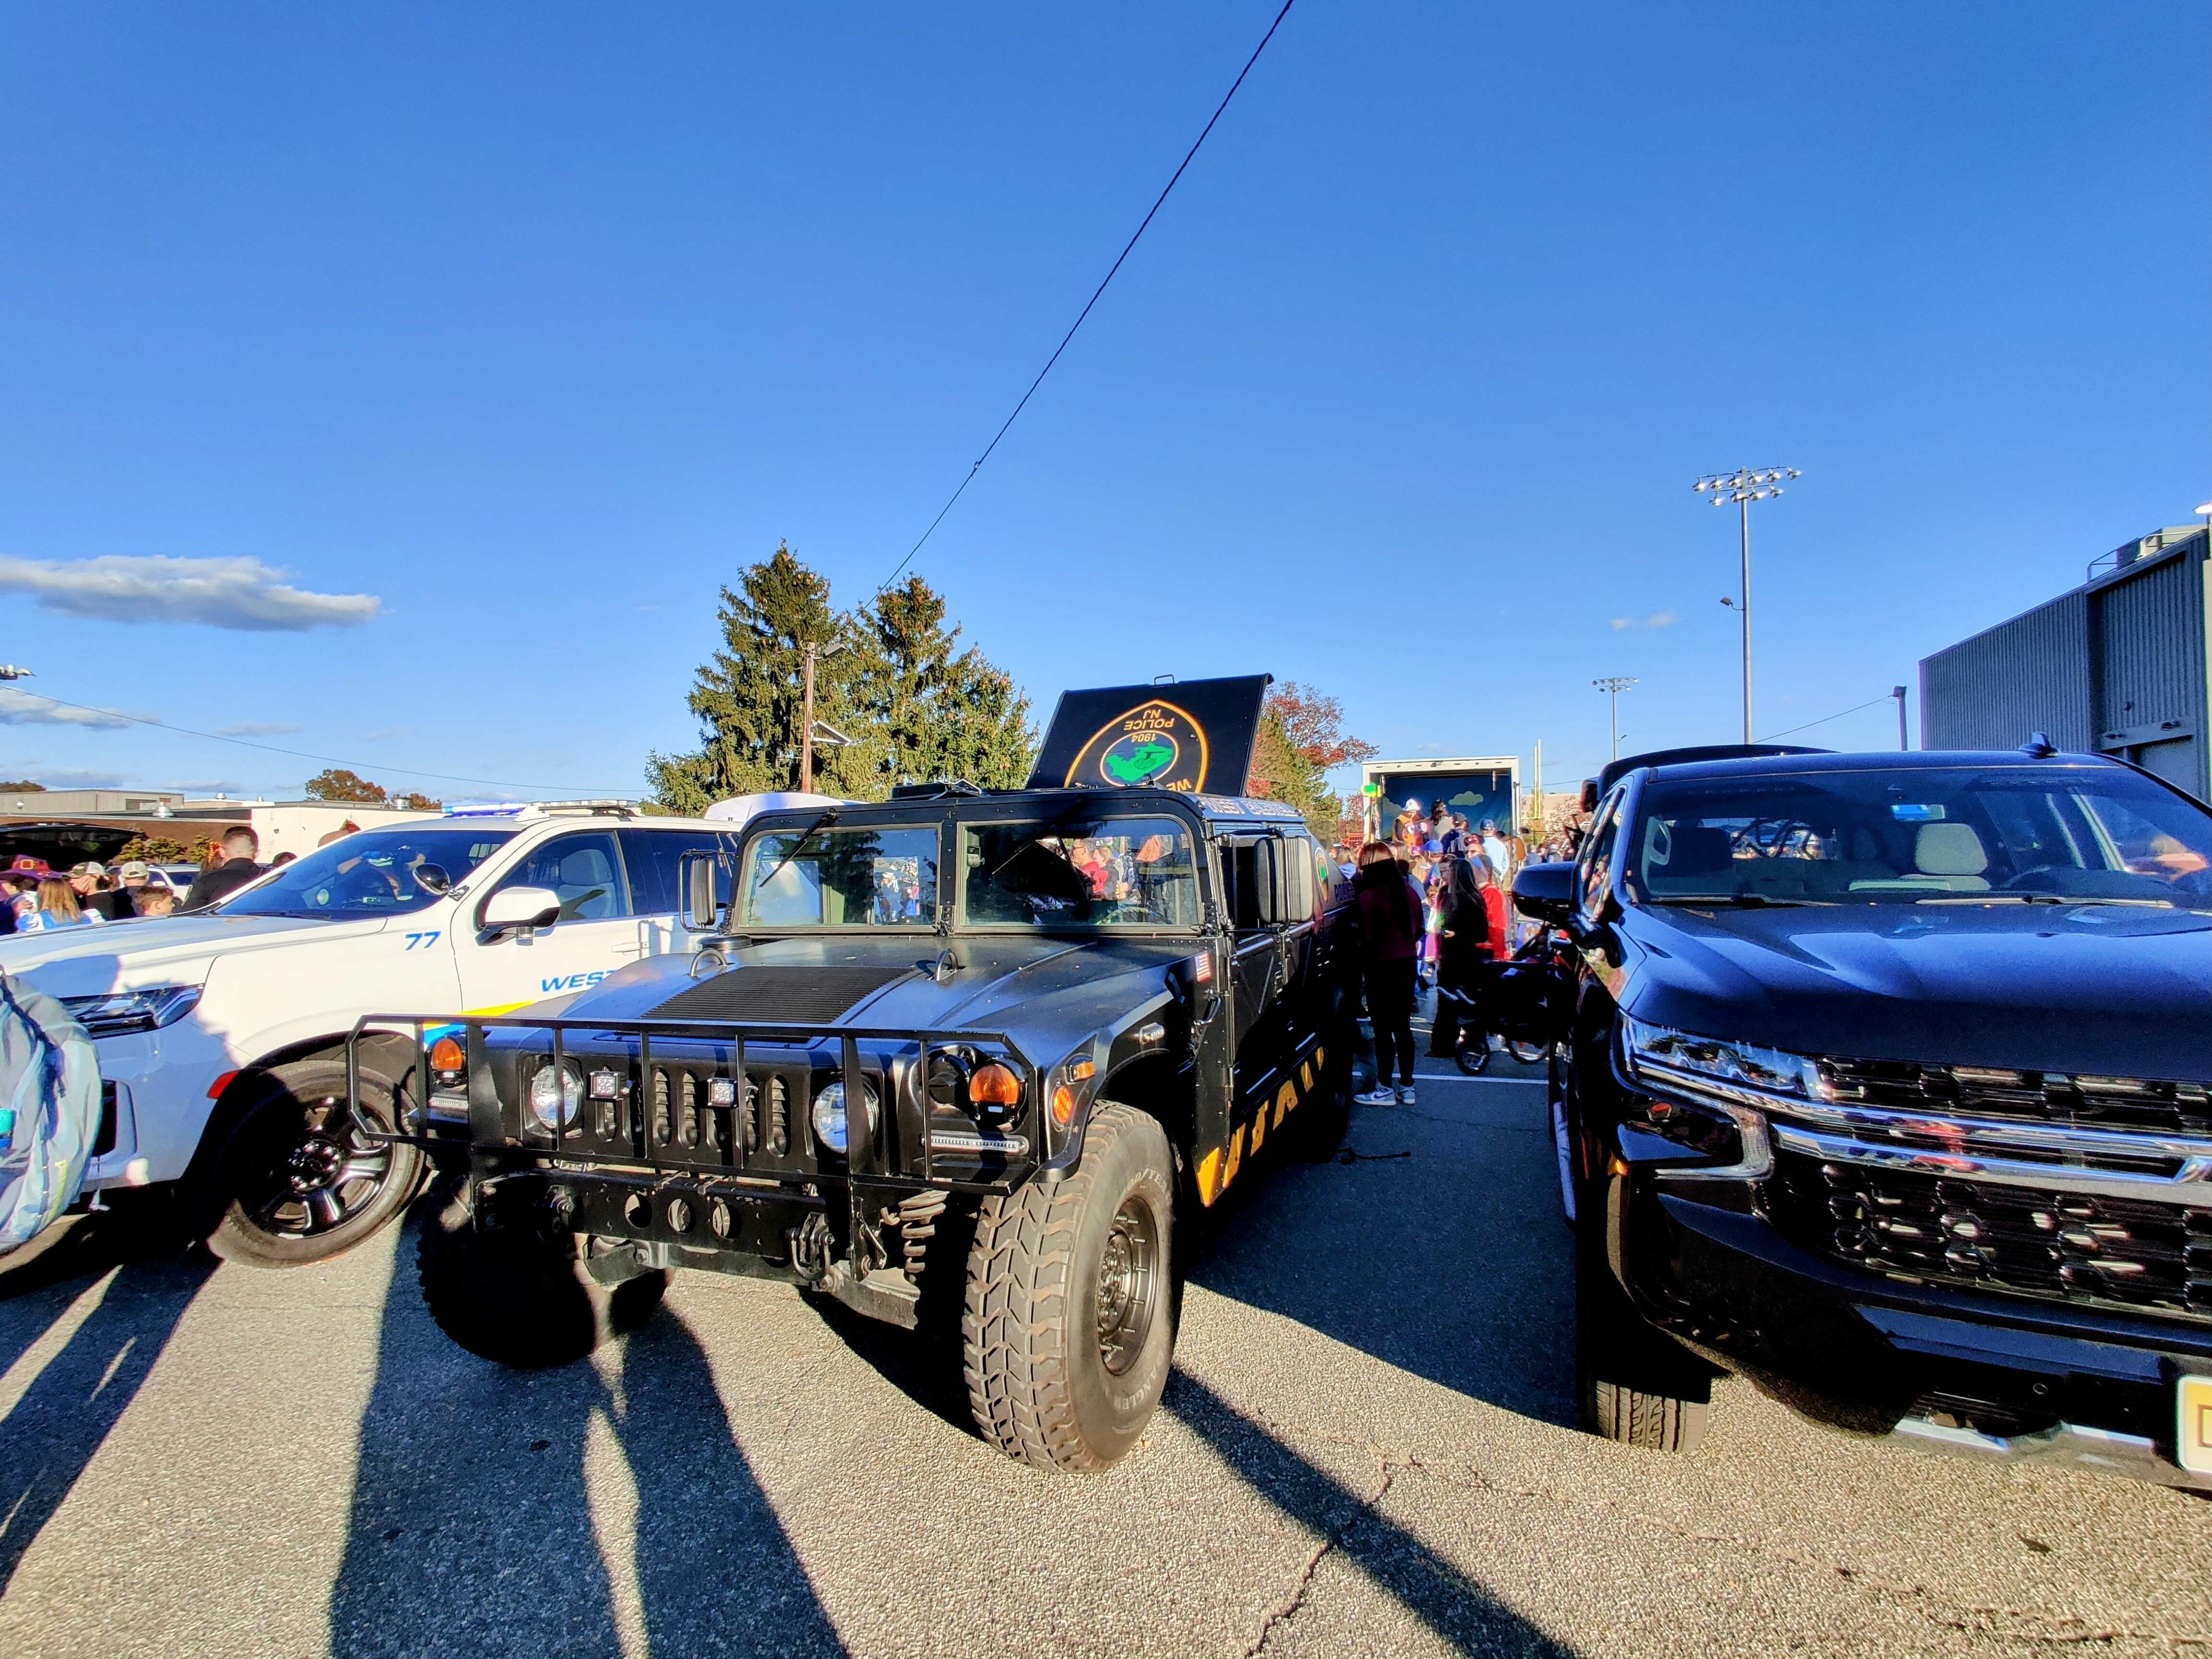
[0,555,381,631]
[0,688,137,729]
[219,722,302,737]
[27,768,130,789]
[1610,616,1634,630]
[1647,611,1678,628]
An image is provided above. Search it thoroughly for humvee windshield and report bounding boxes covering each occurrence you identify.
[961,817,1200,929]
[739,824,939,927]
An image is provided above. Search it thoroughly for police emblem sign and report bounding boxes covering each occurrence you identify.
[1027,674,1273,797]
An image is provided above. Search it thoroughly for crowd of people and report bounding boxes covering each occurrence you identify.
[0,825,295,935]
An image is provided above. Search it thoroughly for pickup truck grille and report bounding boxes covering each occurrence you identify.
[1815,1058,2212,1139]
[1771,1150,2212,1322]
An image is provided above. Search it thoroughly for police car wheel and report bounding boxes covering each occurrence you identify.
[416,1173,667,1368]
[200,1059,425,1269]
[962,1102,1175,1472]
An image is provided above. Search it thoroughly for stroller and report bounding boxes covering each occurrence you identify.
[1433,929,1570,1075]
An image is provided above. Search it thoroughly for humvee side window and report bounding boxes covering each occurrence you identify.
[961,817,1199,929]
[739,826,938,927]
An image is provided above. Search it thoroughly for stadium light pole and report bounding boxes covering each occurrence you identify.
[1593,676,1635,761]
[1695,466,1800,742]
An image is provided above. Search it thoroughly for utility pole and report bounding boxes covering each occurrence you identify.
[797,640,851,793]
[1531,738,1542,837]
[1694,466,1799,742]
[1593,677,1635,761]
[1893,685,1909,751]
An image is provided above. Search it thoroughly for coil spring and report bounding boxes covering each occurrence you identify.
[890,1189,949,1282]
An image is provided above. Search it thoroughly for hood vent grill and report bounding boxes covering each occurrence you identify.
[646,965,914,1025]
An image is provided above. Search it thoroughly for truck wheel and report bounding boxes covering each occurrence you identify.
[199,1058,425,1268]
[963,1102,1175,1471]
[416,1174,667,1368]
[1574,1211,1709,1453]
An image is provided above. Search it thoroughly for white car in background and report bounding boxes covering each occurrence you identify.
[0,802,745,1266]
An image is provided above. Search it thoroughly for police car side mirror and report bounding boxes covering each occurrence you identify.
[481,885,561,939]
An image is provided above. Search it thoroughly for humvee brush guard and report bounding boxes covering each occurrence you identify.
[354,678,1355,1470]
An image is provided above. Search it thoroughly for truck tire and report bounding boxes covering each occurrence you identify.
[962,1102,1175,1471]
[1574,1205,1709,1453]
[199,1058,425,1268]
[417,1174,667,1368]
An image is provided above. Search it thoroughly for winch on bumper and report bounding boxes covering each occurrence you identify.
[350,1010,1049,1331]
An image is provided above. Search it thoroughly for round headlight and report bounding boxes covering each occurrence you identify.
[810,1078,878,1154]
[528,1062,582,1132]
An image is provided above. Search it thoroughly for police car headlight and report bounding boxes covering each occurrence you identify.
[528,1062,583,1132]
[60,986,202,1039]
[810,1078,878,1154]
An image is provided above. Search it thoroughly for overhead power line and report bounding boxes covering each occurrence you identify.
[1757,693,1895,743]
[6,691,639,796]
[879,0,1298,592]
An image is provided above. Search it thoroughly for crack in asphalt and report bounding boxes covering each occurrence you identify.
[1218,1399,2210,1654]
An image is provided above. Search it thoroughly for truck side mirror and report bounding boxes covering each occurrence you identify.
[1512,862,1576,925]
[680,850,724,932]
[1253,839,1282,925]
[481,885,561,939]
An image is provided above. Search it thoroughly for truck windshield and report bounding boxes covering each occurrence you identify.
[961,817,1201,928]
[218,827,519,918]
[738,825,939,927]
[1629,766,2212,908]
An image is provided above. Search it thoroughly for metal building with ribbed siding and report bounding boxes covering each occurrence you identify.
[1919,524,2210,800]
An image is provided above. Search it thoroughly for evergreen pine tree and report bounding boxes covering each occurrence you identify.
[852,576,1035,792]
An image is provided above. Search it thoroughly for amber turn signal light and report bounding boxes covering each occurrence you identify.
[1050,1058,1095,1126]
[970,1062,1021,1108]
[429,1036,466,1072]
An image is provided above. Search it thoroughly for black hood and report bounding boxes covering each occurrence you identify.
[1619,901,2212,1082]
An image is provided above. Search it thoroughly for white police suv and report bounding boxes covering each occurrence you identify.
[0,803,740,1266]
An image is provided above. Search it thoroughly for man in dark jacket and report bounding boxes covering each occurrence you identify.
[183,827,266,912]
[1348,842,1424,1106]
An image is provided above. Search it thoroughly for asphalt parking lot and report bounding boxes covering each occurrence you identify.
[0,1043,2206,1659]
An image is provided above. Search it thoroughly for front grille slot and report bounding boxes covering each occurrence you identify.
[1771,1149,2212,1321]
[1818,1058,2212,1138]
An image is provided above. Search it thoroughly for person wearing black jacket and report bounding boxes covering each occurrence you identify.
[182,827,266,912]
[1347,842,1425,1106]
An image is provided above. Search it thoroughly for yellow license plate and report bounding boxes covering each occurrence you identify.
[2181,1374,2212,1477]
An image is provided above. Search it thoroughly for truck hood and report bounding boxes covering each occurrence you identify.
[1622,900,2212,1081]
[546,933,1190,1061]
[0,912,391,997]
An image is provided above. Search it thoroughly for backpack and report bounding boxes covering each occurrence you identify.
[0,975,102,1256]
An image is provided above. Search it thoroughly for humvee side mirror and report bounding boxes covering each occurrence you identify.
[1253,839,1282,926]
[680,850,724,932]
[1513,862,1575,926]
[481,885,561,940]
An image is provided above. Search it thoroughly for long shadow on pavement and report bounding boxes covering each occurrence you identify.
[1184,1051,1578,1431]
[1167,1367,1572,1657]
[0,1238,216,1593]
[329,1219,845,1659]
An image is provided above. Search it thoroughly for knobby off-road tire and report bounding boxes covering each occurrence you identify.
[417,1174,668,1368]
[1573,1195,1709,1454]
[199,1058,425,1268]
[962,1102,1175,1472]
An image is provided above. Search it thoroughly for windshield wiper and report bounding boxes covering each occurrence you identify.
[758,807,842,890]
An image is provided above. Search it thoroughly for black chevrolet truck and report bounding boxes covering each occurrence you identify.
[1507,742,2212,1491]
[354,677,1353,1471]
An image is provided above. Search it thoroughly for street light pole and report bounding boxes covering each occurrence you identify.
[1694,466,1799,742]
[1893,685,1909,751]
[1593,676,1635,761]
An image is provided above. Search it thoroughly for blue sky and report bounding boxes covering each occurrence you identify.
[1,2,2205,804]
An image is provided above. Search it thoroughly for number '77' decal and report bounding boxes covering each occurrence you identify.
[403,931,442,950]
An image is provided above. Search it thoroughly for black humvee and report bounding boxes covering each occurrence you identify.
[355,677,1355,1471]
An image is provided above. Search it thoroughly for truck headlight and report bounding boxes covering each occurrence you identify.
[60,986,203,1038]
[528,1062,583,1132]
[1620,1015,1785,1179]
[810,1078,878,1154]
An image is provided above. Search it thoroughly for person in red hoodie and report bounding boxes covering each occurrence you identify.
[1349,841,1426,1106]
[1430,854,1509,1060]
